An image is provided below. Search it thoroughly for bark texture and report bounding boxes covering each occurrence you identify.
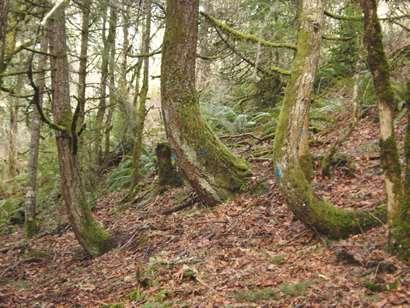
[95,3,117,165]
[156,143,183,188]
[161,0,251,205]
[77,0,91,129]
[25,36,47,237]
[359,0,410,260]
[132,0,152,186]
[0,0,8,73]
[272,0,385,239]
[48,4,111,257]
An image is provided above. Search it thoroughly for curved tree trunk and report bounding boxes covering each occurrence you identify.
[359,0,409,260]
[161,0,251,205]
[272,0,385,239]
[25,36,47,237]
[48,4,112,257]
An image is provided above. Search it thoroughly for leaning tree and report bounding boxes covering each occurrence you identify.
[47,2,112,256]
[160,0,251,205]
[272,0,385,239]
[359,0,410,260]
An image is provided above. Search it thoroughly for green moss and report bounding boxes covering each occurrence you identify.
[390,214,410,260]
[279,280,316,297]
[379,137,402,184]
[233,287,279,302]
[364,281,385,293]
[176,97,251,202]
[101,304,124,308]
[276,163,386,238]
[129,289,144,302]
[24,218,40,238]
[161,1,252,205]
[201,13,297,51]
[299,153,313,182]
[269,254,285,265]
[80,214,113,257]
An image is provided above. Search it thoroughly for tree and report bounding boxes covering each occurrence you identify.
[0,0,8,75]
[95,2,117,165]
[24,36,47,237]
[47,3,112,257]
[76,0,91,130]
[131,0,152,186]
[272,0,385,238]
[359,0,410,260]
[161,0,251,205]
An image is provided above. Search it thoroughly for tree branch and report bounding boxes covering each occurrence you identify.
[201,12,297,51]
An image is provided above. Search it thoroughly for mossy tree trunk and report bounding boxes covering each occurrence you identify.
[48,4,112,257]
[76,0,91,129]
[161,0,251,205]
[7,90,18,179]
[95,3,117,165]
[406,81,410,192]
[104,9,118,157]
[359,0,409,259]
[117,3,135,150]
[24,36,47,237]
[0,0,8,74]
[131,0,152,186]
[272,0,385,239]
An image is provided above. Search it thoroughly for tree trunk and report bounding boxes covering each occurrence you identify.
[117,2,136,150]
[24,36,47,237]
[48,3,112,257]
[197,1,212,88]
[104,7,117,157]
[161,0,251,205]
[405,81,410,192]
[7,75,21,179]
[272,0,385,239]
[359,0,409,259]
[95,3,117,165]
[156,143,183,188]
[77,0,91,129]
[0,0,8,73]
[131,0,152,186]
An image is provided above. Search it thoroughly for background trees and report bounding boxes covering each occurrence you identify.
[0,0,408,268]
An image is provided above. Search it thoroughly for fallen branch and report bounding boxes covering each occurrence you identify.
[161,194,199,215]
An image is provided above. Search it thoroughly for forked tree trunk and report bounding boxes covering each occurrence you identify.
[25,36,47,237]
[161,0,251,205]
[359,0,409,260]
[272,0,385,239]
[131,0,152,186]
[48,4,112,257]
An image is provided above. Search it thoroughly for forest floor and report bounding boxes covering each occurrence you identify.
[1,109,410,307]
